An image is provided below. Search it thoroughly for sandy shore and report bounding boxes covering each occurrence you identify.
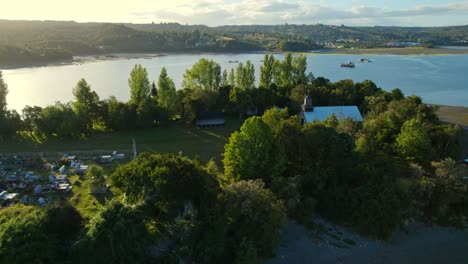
[73,53,166,64]
[0,53,166,70]
[266,219,468,264]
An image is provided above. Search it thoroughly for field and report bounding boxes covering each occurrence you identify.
[435,105,468,157]
[326,47,468,55]
[1,117,243,162]
[435,105,468,127]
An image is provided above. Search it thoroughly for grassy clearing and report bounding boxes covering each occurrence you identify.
[2,117,243,162]
[66,175,112,220]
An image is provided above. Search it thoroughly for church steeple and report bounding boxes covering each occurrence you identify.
[302,94,314,112]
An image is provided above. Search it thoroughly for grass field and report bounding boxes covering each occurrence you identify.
[1,117,243,162]
[435,105,468,157]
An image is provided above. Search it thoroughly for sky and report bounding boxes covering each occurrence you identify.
[1,0,468,27]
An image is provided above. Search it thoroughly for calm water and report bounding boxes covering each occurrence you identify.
[2,53,468,111]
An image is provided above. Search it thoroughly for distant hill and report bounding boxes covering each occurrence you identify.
[1,20,467,66]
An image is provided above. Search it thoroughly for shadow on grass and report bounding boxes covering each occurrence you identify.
[91,189,114,205]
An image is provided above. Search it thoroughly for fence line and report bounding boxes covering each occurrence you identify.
[1,149,133,160]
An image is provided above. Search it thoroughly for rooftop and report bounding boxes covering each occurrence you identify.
[303,106,363,123]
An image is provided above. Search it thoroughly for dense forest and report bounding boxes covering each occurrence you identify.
[1,20,467,66]
[0,53,467,263]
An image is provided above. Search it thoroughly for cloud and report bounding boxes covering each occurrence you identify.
[132,1,468,26]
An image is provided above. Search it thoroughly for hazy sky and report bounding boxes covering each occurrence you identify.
[1,0,468,26]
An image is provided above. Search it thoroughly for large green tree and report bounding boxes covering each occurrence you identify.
[292,54,308,86]
[128,64,150,105]
[110,153,225,262]
[223,179,286,263]
[86,165,107,193]
[0,71,7,118]
[38,102,86,138]
[396,118,435,165]
[74,200,149,263]
[157,67,177,115]
[72,78,100,131]
[277,52,293,89]
[223,117,285,183]
[235,60,255,90]
[182,58,221,90]
[0,204,82,263]
[259,54,276,88]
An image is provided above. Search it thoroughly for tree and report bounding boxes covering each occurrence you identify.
[292,54,308,86]
[221,69,229,86]
[223,117,285,183]
[150,81,158,98]
[182,58,221,90]
[277,52,293,90]
[259,54,276,88]
[103,96,136,131]
[351,175,403,239]
[0,71,7,118]
[72,78,100,131]
[128,64,150,105]
[223,179,286,262]
[110,153,225,262]
[157,67,177,115]
[229,86,250,119]
[396,118,435,165]
[228,68,235,86]
[21,105,43,133]
[235,61,255,90]
[86,165,107,193]
[0,204,82,263]
[74,200,149,263]
[414,158,468,225]
[38,102,86,138]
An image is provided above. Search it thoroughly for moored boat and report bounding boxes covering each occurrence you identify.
[341,62,355,68]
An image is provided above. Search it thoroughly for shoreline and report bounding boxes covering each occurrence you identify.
[0,53,168,70]
[317,47,468,56]
[267,219,468,264]
[2,47,468,70]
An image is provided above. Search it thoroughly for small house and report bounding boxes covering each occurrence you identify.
[49,174,67,183]
[112,151,126,160]
[55,175,67,183]
[25,172,42,181]
[56,183,72,192]
[71,160,89,174]
[99,155,113,163]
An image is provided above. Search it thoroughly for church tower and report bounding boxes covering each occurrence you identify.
[302,94,314,112]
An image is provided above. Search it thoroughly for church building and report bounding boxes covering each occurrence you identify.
[300,94,363,124]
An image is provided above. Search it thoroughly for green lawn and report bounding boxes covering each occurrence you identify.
[2,117,243,162]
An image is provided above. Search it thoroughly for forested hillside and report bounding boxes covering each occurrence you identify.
[1,20,467,67]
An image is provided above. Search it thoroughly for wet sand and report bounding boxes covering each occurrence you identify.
[267,219,468,264]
